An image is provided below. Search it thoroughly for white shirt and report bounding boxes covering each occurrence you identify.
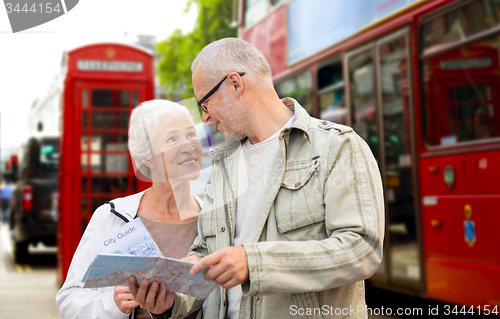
[227,115,294,319]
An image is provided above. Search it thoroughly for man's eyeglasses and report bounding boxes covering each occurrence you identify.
[196,71,246,113]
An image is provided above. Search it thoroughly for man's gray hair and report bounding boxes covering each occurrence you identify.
[192,38,272,84]
[128,99,190,178]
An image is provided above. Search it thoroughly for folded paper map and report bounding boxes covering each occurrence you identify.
[83,254,217,299]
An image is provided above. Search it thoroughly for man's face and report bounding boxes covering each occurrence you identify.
[193,67,248,139]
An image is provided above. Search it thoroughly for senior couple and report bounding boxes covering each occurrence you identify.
[56,38,384,319]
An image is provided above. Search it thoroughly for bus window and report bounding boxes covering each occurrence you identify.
[379,33,420,281]
[422,0,500,56]
[422,35,500,146]
[379,37,411,166]
[349,49,378,158]
[318,60,346,124]
[270,0,285,6]
[275,69,314,116]
[245,0,269,28]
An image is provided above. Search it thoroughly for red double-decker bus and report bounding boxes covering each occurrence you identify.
[56,43,154,283]
[239,0,500,309]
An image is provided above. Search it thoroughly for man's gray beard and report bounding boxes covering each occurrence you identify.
[223,128,245,140]
[221,98,247,140]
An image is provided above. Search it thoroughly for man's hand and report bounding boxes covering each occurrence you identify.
[180,255,202,263]
[189,246,248,289]
[114,285,140,314]
[128,276,175,315]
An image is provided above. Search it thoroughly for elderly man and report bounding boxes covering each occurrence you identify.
[130,38,384,319]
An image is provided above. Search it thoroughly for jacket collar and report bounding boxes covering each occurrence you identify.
[209,135,241,156]
[281,97,311,141]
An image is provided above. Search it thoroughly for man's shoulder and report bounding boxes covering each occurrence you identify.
[305,119,367,157]
[308,118,353,136]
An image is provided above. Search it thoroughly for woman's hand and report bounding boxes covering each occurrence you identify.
[113,285,140,314]
[129,276,175,315]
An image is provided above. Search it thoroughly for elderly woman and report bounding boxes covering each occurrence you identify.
[56,100,203,319]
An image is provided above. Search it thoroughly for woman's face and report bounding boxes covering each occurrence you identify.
[147,113,202,182]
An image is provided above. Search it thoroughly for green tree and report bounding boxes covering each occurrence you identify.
[156,0,237,106]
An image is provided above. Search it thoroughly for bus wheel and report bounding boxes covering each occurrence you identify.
[13,241,29,263]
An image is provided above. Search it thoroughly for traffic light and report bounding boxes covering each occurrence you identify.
[11,155,18,181]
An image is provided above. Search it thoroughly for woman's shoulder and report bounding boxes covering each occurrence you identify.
[111,189,148,205]
[93,189,149,223]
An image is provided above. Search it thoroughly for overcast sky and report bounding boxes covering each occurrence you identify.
[0,0,197,150]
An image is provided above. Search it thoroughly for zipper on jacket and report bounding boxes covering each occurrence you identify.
[220,156,234,245]
[251,296,257,319]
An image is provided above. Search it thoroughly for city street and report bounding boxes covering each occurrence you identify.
[1,0,499,317]
[0,222,60,319]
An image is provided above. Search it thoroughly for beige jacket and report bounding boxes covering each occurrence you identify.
[158,98,384,319]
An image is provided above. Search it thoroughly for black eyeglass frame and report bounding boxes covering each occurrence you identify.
[196,71,246,112]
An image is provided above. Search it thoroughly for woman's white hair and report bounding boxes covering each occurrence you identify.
[191,38,272,84]
[128,99,190,178]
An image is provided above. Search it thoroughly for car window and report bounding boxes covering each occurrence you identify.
[40,141,59,172]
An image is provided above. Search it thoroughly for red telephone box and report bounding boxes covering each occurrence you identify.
[57,43,153,283]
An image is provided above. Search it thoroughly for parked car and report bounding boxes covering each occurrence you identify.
[9,137,58,262]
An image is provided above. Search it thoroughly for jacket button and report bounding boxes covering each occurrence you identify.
[223,300,227,306]
[322,121,328,125]
[295,182,301,187]
[255,296,260,301]
[220,226,225,232]
[215,160,220,166]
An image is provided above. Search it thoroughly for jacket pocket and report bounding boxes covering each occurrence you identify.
[201,208,217,237]
[291,292,325,319]
[275,157,325,234]
[200,208,218,253]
